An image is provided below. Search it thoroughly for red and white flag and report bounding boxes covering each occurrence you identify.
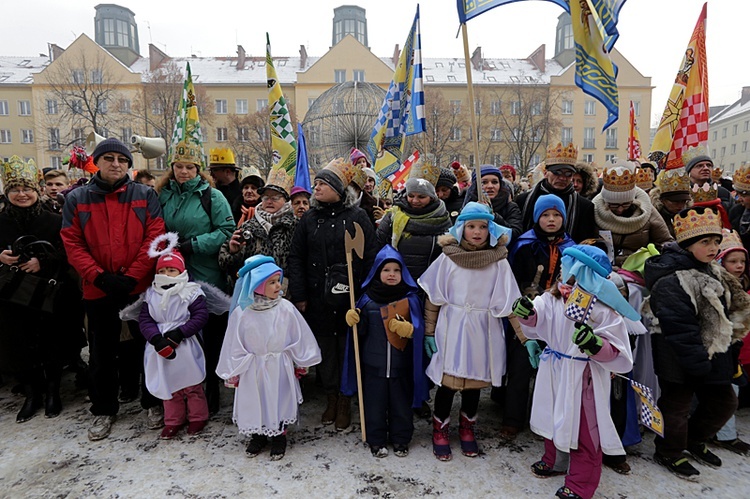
[628,100,642,160]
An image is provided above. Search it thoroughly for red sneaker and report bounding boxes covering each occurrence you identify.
[160,424,183,440]
[187,420,208,435]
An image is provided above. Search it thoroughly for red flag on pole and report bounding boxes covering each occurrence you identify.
[628,100,642,160]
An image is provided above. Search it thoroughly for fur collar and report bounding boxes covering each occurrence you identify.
[593,187,653,234]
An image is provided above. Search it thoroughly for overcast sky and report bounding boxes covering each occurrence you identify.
[2,1,744,126]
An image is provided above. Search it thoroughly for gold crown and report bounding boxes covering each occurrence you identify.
[733,163,750,193]
[265,167,294,195]
[240,165,263,181]
[655,168,691,194]
[602,165,636,192]
[169,139,204,167]
[673,207,722,244]
[351,167,368,189]
[546,142,578,166]
[2,155,39,192]
[409,157,440,186]
[690,182,718,203]
[209,147,236,166]
[681,144,711,168]
[719,228,744,255]
[321,157,356,187]
[635,167,654,190]
[711,165,724,182]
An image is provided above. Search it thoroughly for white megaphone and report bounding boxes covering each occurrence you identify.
[130,135,167,160]
[85,132,106,155]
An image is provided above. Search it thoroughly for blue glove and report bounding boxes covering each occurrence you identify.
[425,336,438,358]
[525,340,542,369]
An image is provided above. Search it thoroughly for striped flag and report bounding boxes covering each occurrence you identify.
[627,100,642,160]
[649,3,708,170]
[368,6,424,181]
[389,150,419,192]
[266,33,297,182]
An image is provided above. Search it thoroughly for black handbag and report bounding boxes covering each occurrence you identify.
[0,263,60,314]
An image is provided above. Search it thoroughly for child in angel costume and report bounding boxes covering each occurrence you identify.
[512,245,637,499]
[418,202,521,461]
[216,255,321,460]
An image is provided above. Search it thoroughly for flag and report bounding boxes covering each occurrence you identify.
[167,62,205,168]
[649,3,708,170]
[563,285,597,324]
[456,0,567,23]
[266,33,297,179]
[294,123,312,192]
[627,100,642,160]
[389,150,419,192]
[367,5,424,181]
[630,379,664,437]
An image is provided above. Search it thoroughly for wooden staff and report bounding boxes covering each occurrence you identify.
[344,222,367,442]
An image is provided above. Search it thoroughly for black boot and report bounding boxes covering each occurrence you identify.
[205,378,220,415]
[44,368,62,418]
[17,383,43,423]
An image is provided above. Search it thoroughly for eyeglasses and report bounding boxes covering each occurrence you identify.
[551,170,573,178]
[607,202,632,210]
[7,187,35,195]
[101,155,130,165]
[262,195,285,203]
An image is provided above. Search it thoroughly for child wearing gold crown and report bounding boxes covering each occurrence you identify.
[644,207,750,479]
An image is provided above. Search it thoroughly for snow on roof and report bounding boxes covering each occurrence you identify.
[710,97,750,123]
[0,56,50,84]
[421,57,565,85]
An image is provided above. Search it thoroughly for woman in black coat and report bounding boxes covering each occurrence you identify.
[462,165,523,241]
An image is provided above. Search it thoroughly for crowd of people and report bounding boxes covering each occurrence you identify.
[1,136,750,499]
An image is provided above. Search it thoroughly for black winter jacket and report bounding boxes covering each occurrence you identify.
[516,180,598,243]
[463,184,523,241]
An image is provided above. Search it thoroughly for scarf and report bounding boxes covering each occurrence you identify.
[522,181,579,235]
[254,203,293,234]
[593,188,653,234]
[442,238,508,269]
[151,271,202,310]
[250,293,282,311]
[531,224,566,289]
[6,201,44,231]
[390,197,451,248]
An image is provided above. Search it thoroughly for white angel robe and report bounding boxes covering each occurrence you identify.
[216,299,322,437]
[143,287,207,401]
[418,253,521,387]
[521,293,633,455]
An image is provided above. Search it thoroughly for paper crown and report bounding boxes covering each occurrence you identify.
[2,155,39,192]
[240,165,263,181]
[209,147,236,167]
[673,207,722,244]
[681,144,711,168]
[718,228,744,255]
[409,157,440,186]
[635,167,654,190]
[265,167,295,195]
[351,167,368,189]
[733,164,750,193]
[321,157,357,187]
[170,140,204,167]
[690,182,718,203]
[546,142,579,166]
[711,165,724,182]
[602,160,637,192]
[655,167,691,194]
[450,161,470,184]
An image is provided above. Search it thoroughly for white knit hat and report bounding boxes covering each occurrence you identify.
[600,159,637,204]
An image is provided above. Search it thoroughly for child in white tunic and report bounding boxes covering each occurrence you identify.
[513,245,636,499]
[418,202,521,461]
[139,249,210,439]
[217,255,321,460]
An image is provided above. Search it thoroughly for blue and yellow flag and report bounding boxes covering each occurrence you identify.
[266,33,297,189]
[367,6,425,180]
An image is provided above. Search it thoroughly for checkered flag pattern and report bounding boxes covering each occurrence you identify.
[630,379,664,437]
[671,94,708,166]
[563,286,597,324]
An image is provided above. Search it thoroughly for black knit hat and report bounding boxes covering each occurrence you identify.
[437,168,457,190]
[315,169,346,198]
[93,138,133,166]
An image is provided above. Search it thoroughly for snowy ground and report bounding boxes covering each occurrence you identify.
[1,369,750,498]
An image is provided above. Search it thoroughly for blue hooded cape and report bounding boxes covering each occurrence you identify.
[341,244,429,408]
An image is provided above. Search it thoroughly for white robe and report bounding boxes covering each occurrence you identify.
[521,293,633,455]
[143,287,207,401]
[216,299,322,437]
[418,253,521,387]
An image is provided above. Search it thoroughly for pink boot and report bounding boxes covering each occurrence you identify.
[459,412,479,457]
[432,416,452,461]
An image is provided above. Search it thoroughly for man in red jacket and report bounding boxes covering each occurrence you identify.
[61,138,165,441]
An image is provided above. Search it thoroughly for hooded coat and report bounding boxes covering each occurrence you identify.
[516,180,598,243]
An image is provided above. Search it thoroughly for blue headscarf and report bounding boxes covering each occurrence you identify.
[230,255,283,310]
[561,245,640,321]
[449,201,512,246]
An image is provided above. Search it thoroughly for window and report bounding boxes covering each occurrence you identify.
[426,75,434,82]
[237,127,249,142]
[474,100,481,115]
[742,141,748,153]
[633,101,641,116]
[490,128,503,142]
[120,127,132,143]
[51,156,62,169]
[151,101,163,115]
[713,131,718,141]
[605,128,617,148]
[450,100,461,115]
[510,101,521,115]
[103,18,115,45]
[722,127,727,138]
[0,101,7,115]
[97,99,108,114]
[256,99,268,112]
[605,154,616,162]
[21,129,33,143]
[18,101,31,116]
[73,128,85,144]
[584,100,596,115]
[562,99,573,114]
[0,130,10,143]
[91,70,103,84]
[532,127,543,142]
[530,102,542,115]
[72,100,83,114]
[236,99,248,115]
[215,99,227,114]
[511,128,522,141]
[493,155,503,166]
[447,75,456,82]
[334,70,346,83]
[531,154,541,166]
[96,127,109,138]
[48,128,60,150]
[468,154,475,167]
[583,153,594,163]
[731,144,736,155]
[237,154,249,167]
[491,100,502,115]
[259,127,269,141]
[561,127,573,145]
[745,120,749,132]
[216,127,228,142]
[721,146,726,157]
[152,156,165,170]
[450,127,461,141]
[72,70,84,84]
[435,62,444,68]
[46,99,58,115]
[733,124,738,136]
[353,70,365,82]
[583,127,595,148]
[333,99,345,114]
[119,99,131,113]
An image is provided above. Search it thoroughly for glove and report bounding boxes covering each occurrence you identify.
[178,238,194,256]
[425,336,438,358]
[389,317,414,338]
[149,335,176,360]
[345,308,360,327]
[294,367,308,379]
[94,272,137,296]
[224,375,239,388]
[572,322,602,356]
[733,364,748,387]
[164,329,184,348]
[372,206,385,220]
[512,296,535,319]
[525,340,542,369]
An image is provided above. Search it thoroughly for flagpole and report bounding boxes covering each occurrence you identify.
[460,23,486,205]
